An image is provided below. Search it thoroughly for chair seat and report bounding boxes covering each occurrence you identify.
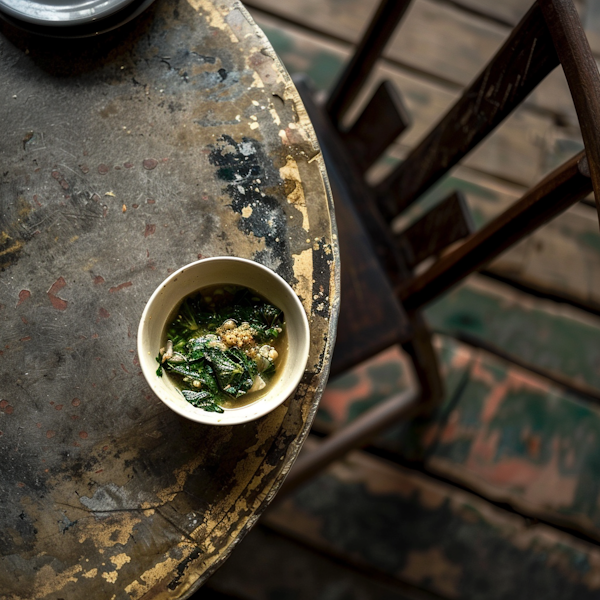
[294,77,412,377]
[332,175,412,377]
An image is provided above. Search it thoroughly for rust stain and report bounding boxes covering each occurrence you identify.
[144,224,157,237]
[72,398,81,407]
[98,164,110,174]
[93,275,105,285]
[17,289,31,307]
[22,131,34,148]
[51,171,69,190]
[47,277,68,310]
[143,158,158,170]
[98,307,110,319]
[109,281,133,293]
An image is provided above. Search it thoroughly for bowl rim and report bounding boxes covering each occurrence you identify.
[137,256,311,426]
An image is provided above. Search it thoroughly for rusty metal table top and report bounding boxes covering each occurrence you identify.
[0,1,338,597]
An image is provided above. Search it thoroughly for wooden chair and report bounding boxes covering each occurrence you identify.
[279,0,600,497]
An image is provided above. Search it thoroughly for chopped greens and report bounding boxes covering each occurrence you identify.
[158,285,285,413]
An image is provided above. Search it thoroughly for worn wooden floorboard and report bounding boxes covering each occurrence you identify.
[426,275,600,392]
[315,328,600,543]
[448,0,538,25]
[203,525,430,600]
[453,0,600,63]
[246,0,595,124]
[263,437,600,600]
[319,271,600,430]
[451,0,588,27]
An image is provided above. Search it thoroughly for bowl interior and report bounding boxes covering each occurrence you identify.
[138,258,310,425]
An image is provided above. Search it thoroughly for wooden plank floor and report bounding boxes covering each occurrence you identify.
[200,1,600,599]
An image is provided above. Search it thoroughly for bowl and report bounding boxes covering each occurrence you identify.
[137,257,311,426]
[0,0,156,37]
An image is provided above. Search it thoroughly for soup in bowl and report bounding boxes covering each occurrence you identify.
[138,257,310,425]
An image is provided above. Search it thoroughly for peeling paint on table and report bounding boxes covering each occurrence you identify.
[0,0,339,597]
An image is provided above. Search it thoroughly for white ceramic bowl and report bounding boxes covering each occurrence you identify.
[138,257,310,426]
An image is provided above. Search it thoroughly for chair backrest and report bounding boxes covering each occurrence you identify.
[325,0,600,313]
[277,0,600,498]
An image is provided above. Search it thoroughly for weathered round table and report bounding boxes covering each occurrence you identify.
[0,1,339,597]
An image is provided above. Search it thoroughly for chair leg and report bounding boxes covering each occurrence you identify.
[275,386,419,500]
[401,311,445,418]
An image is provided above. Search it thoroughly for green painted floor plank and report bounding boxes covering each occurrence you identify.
[427,344,600,538]
[425,276,600,392]
[316,330,600,540]
[265,441,600,600]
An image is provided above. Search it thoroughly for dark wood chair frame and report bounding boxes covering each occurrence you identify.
[278,0,600,498]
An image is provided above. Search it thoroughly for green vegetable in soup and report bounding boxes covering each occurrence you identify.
[157,286,285,413]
